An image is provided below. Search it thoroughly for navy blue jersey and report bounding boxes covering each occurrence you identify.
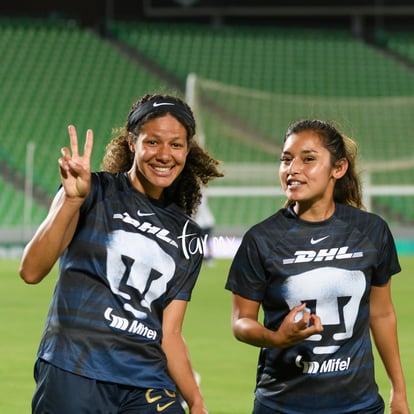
[226,203,400,413]
[37,172,203,390]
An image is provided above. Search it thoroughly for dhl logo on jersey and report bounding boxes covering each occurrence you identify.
[283,246,363,264]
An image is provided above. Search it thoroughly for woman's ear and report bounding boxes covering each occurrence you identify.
[127,134,135,152]
[333,158,348,179]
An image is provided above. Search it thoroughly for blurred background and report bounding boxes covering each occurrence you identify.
[1,0,414,257]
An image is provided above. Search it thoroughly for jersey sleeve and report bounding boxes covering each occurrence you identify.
[164,218,204,305]
[166,251,203,304]
[371,219,401,286]
[225,229,268,302]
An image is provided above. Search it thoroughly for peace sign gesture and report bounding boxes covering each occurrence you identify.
[58,125,93,200]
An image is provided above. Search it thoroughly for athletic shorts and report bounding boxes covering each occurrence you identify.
[252,396,385,414]
[32,359,185,414]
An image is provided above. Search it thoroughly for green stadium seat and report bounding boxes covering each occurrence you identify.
[1,18,414,231]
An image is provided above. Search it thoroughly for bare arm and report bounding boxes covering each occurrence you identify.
[162,299,208,414]
[19,126,93,284]
[19,189,82,283]
[231,294,323,348]
[370,281,410,414]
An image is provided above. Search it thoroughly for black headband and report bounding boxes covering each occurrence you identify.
[127,98,196,133]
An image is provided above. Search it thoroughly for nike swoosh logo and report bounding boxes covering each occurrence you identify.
[137,210,155,217]
[145,389,162,403]
[157,401,176,412]
[310,235,329,244]
[153,102,175,107]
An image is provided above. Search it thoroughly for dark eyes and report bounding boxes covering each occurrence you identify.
[171,142,184,148]
[279,157,315,164]
[146,140,184,148]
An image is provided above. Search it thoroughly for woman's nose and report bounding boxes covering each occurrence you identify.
[156,144,171,161]
[287,158,299,174]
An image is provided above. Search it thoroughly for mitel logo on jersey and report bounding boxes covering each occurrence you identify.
[283,246,363,264]
[295,355,351,375]
[104,307,157,340]
[113,212,178,247]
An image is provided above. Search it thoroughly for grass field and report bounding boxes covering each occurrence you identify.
[1,257,413,413]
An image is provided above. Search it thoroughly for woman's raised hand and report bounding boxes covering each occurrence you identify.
[58,125,93,199]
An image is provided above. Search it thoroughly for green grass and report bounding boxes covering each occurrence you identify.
[1,257,413,413]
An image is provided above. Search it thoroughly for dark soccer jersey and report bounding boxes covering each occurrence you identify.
[37,172,203,389]
[225,203,400,413]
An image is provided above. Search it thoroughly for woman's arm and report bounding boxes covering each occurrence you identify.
[19,189,83,284]
[19,126,93,284]
[370,281,411,414]
[162,299,208,414]
[231,294,323,348]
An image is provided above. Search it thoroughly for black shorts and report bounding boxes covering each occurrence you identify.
[252,396,385,414]
[32,359,185,414]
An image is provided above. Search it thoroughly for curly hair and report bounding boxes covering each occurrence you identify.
[283,119,364,209]
[101,93,223,215]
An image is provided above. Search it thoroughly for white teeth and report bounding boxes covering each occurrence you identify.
[154,167,170,172]
[289,181,302,186]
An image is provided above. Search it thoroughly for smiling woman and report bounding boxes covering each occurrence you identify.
[225,119,411,414]
[279,119,362,221]
[127,114,189,200]
[102,94,223,216]
[18,93,223,414]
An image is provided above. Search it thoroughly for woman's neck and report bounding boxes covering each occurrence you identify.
[293,200,336,222]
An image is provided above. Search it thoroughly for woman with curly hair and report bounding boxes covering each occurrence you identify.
[19,93,223,414]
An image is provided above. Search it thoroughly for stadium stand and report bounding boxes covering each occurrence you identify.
[108,22,414,229]
[381,31,414,64]
[109,22,414,96]
[0,18,171,232]
[1,18,414,240]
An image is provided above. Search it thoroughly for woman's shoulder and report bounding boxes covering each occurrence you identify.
[91,171,124,184]
[335,203,389,226]
[90,172,142,198]
[243,208,289,239]
[163,202,202,232]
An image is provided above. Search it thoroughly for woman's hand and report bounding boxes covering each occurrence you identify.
[19,126,93,284]
[58,125,93,199]
[276,303,323,348]
[231,295,323,348]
